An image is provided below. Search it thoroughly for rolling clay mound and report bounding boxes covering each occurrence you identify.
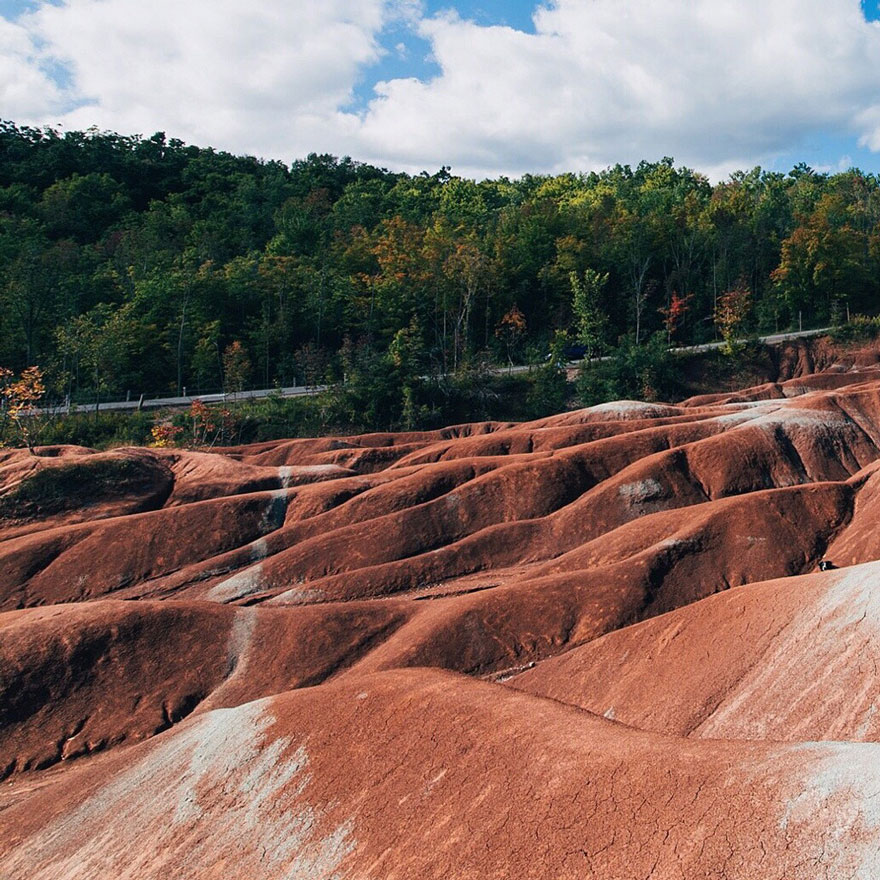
[680,365,880,406]
[8,357,880,877]
[0,448,174,534]
[0,598,411,778]
[509,559,880,743]
[5,669,880,880]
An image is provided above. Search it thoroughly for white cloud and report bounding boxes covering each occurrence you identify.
[356,0,880,178]
[0,15,64,120]
[856,104,880,151]
[2,0,880,179]
[4,0,390,159]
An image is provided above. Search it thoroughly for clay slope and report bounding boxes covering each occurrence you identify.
[5,357,880,878]
[5,668,880,880]
[511,559,880,743]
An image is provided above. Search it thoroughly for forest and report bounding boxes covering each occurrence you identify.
[1,119,879,426]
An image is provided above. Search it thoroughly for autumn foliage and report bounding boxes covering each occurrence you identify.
[188,399,234,447]
[496,305,527,366]
[0,366,46,453]
[715,284,753,354]
[149,422,183,448]
[660,292,693,343]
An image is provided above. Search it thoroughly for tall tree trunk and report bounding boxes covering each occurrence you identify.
[176,288,190,397]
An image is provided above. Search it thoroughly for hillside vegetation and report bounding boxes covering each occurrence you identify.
[2,120,880,430]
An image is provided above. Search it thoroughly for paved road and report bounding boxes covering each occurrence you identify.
[43,383,332,415]
[42,326,832,415]
[678,326,831,354]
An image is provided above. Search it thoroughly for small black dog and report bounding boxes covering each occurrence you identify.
[818,559,837,572]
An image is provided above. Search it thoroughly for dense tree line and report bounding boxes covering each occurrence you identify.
[2,120,880,405]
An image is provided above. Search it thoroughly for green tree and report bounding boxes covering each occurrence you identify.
[772,192,872,325]
[192,320,221,391]
[570,268,609,358]
[56,302,143,412]
[39,172,131,243]
[388,317,427,429]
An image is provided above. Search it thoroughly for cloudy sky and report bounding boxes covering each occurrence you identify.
[2,0,880,180]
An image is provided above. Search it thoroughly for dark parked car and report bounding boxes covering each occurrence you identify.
[545,343,587,364]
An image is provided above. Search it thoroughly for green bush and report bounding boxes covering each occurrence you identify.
[228,394,332,444]
[527,363,570,417]
[577,333,680,406]
[830,314,880,343]
[0,410,155,449]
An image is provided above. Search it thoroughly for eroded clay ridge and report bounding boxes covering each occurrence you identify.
[4,362,880,878]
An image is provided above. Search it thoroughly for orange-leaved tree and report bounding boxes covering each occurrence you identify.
[659,291,692,344]
[188,399,233,447]
[715,283,752,354]
[495,305,527,367]
[0,366,46,454]
[222,341,251,396]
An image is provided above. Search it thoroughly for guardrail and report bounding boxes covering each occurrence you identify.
[32,326,834,415]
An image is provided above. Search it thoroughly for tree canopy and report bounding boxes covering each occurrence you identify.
[2,121,879,405]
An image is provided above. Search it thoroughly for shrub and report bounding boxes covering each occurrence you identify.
[527,363,570,417]
[0,409,155,449]
[577,333,680,406]
[0,366,46,452]
[830,314,880,343]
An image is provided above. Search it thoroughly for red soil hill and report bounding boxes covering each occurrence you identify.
[3,353,880,878]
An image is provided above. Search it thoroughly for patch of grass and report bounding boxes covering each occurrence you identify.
[0,456,166,521]
[0,410,155,450]
[829,315,880,344]
[576,333,682,406]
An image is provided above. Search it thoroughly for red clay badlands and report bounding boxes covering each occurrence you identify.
[4,364,880,878]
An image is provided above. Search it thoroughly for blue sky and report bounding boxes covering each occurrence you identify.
[354,1,539,105]
[3,1,880,180]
